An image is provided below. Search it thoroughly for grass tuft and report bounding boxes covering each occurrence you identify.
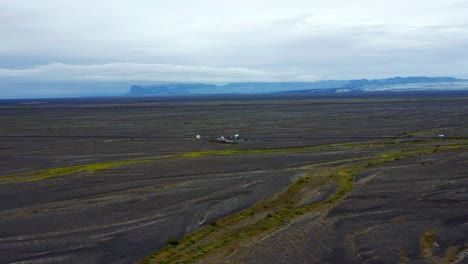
[166,239,180,246]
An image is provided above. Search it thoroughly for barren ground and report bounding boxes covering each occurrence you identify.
[0,94,467,264]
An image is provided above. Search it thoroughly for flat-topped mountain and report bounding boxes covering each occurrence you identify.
[130,83,217,95]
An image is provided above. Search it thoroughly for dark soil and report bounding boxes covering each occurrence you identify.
[0,94,467,264]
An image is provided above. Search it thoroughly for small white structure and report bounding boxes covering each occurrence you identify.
[438,134,445,138]
[196,134,201,140]
[234,134,240,139]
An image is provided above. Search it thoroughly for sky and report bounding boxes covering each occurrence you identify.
[1,0,468,98]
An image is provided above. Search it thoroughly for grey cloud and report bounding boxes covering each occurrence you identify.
[0,63,320,82]
[1,0,468,97]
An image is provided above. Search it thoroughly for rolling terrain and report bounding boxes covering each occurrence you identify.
[0,94,467,264]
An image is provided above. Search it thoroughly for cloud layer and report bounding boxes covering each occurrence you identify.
[1,0,468,97]
[0,62,325,83]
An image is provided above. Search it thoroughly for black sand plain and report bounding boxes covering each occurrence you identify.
[0,93,467,264]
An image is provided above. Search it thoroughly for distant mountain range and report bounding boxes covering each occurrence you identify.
[129,83,217,95]
[128,77,467,96]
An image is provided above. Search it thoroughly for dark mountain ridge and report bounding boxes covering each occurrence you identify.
[127,76,465,96]
[130,83,217,95]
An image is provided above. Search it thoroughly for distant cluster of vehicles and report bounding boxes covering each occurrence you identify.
[194,133,447,144]
[196,133,252,144]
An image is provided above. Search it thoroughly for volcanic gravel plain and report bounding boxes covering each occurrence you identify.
[0,94,467,264]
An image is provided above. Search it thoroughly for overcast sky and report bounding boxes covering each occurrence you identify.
[1,0,468,97]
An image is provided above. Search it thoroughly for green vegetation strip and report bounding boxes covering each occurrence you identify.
[1,139,466,185]
[0,159,151,184]
[142,144,466,264]
[0,142,369,185]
